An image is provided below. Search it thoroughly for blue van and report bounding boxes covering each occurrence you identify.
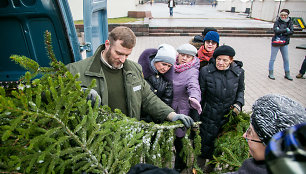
[0,0,108,88]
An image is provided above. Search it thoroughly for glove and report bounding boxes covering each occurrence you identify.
[189,97,202,115]
[171,114,194,128]
[82,88,101,107]
[232,103,241,116]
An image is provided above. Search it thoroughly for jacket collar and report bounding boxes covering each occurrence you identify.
[84,44,105,77]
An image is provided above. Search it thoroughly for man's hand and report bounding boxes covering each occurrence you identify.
[189,97,202,115]
[82,88,101,107]
[232,103,241,116]
[171,114,194,128]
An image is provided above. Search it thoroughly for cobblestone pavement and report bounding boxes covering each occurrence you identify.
[129,36,306,112]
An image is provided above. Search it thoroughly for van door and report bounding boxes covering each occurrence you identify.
[83,0,108,57]
[0,0,82,85]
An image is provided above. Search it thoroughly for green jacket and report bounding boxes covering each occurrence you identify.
[67,44,174,121]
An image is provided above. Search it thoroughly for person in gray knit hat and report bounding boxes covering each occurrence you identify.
[225,94,306,174]
[172,43,201,172]
[250,94,306,146]
[150,44,177,74]
[177,43,197,57]
[138,43,177,123]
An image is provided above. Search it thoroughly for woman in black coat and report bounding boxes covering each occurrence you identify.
[268,9,294,80]
[138,44,177,123]
[198,45,245,172]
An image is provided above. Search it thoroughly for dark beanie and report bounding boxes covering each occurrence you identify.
[280,9,290,15]
[202,27,217,37]
[213,45,235,58]
[251,94,306,145]
[204,31,219,44]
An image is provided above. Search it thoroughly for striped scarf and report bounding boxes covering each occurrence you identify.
[174,58,197,73]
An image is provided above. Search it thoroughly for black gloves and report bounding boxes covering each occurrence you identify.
[171,114,194,128]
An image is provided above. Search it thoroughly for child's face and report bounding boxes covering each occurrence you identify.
[177,53,194,65]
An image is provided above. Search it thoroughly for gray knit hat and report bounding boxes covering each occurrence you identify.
[251,94,306,145]
[177,43,197,57]
[152,44,177,65]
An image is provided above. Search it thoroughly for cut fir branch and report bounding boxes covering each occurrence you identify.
[0,71,201,173]
[0,30,201,173]
[212,111,250,173]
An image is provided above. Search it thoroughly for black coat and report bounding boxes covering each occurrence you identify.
[198,58,245,158]
[272,17,294,45]
[138,48,174,123]
[224,158,268,174]
[128,163,179,174]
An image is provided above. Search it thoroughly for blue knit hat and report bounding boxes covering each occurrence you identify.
[204,31,220,44]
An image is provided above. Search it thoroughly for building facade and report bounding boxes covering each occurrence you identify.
[216,0,306,22]
[68,0,139,19]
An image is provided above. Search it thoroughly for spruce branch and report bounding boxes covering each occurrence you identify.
[1,30,203,173]
[212,111,250,172]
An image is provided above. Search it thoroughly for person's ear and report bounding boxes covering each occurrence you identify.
[230,56,234,64]
[105,40,110,49]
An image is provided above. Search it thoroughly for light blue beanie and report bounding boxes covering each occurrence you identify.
[151,44,176,73]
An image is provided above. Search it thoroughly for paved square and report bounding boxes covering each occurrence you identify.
[129,36,306,112]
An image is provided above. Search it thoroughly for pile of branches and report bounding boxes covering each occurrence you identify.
[0,31,201,174]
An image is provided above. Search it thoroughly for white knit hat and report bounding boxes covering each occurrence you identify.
[177,43,197,57]
[152,44,177,65]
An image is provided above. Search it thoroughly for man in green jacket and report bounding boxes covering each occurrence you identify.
[67,26,194,127]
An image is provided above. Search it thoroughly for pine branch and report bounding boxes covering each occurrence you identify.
[1,30,202,173]
[212,112,250,172]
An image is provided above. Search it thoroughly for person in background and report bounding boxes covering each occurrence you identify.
[168,0,175,16]
[172,43,202,172]
[138,44,176,123]
[198,45,244,173]
[224,94,306,174]
[67,26,194,128]
[197,31,220,69]
[296,56,306,79]
[190,27,217,50]
[268,9,294,80]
